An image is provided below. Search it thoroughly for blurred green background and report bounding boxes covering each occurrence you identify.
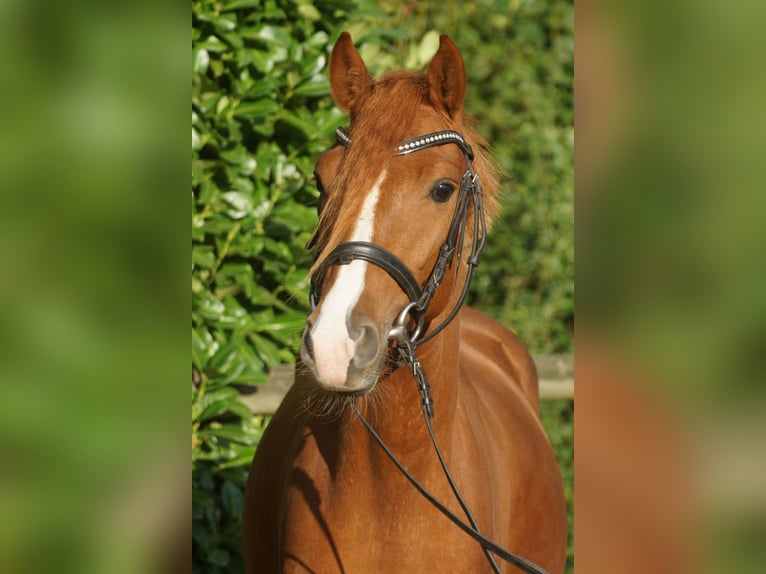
[0,1,186,573]
[2,0,763,572]
[192,1,573,572]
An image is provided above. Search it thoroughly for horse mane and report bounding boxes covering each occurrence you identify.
[311,71,500,274]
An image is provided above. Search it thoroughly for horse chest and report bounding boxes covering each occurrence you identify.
[279,423,500,573]
[281,482,492,573]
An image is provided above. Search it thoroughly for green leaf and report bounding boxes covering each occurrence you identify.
[234,98,279,119]
[192,326,215,369]
[221,480,244,517]
[228,399,257,419]
[193,48,209,74]
[254,25,291,46]
[221,191,253,216]
[198,424,258,446]
[248,332,282,366]
[196,35,227,53]
[254,312,306,335]
[293,77,330,97]
[197,393,241,423]
[215,446,258,471]
[278,109,320,138]
[220,0,262,10]
[297,3,321,22]
[192,245,216,269]
[208,548,230,567]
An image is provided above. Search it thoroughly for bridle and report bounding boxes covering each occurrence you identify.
[308,127,550,574]
[310,126,487,348]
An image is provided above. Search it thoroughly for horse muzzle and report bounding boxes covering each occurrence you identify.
[300,314,386,393]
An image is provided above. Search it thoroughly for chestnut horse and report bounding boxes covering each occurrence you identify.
[243,33,567,573]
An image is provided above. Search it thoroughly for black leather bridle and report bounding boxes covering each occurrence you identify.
[307,127,550,574]
[310,126,487,347]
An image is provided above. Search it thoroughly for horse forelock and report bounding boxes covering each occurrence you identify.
[310,71,500,275]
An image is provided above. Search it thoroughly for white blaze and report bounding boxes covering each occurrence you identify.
[310,170,386,386]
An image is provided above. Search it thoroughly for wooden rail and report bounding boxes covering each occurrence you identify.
[240,354,573,415]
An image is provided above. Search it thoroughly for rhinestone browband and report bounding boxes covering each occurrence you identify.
[335,127,473,160]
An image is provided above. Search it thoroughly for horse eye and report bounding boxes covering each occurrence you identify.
[430,181,456,203]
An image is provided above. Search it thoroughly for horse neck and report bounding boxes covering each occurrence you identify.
[341,309,463,463]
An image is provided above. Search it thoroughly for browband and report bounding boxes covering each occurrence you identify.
[335,127,474,160]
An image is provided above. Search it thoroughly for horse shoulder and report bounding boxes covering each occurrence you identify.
[456,307,568,573]
[242,377,313,573]
[459,306,540,413]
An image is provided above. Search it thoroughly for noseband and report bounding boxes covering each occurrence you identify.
[309,126,487,346]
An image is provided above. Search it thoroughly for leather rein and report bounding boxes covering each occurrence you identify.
[308,127,549,574]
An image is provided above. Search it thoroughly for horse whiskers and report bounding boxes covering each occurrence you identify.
[293,361,313,378]
[296,358,394,427]
[301,387,357,422]
[356,378,390,427]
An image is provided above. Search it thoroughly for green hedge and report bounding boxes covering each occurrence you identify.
[192,1,573,572]
[192,1,355,571]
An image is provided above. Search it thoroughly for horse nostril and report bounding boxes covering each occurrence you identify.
[352,323,379,367]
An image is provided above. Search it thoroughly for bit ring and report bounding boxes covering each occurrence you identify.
[388,302,424,344]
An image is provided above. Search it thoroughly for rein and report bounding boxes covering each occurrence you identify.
[309,127,549,574]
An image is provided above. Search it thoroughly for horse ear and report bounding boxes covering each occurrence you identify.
[427,35,466,118]
[329,32,372,112]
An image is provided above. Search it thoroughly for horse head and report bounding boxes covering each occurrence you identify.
[300,32,499,394]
